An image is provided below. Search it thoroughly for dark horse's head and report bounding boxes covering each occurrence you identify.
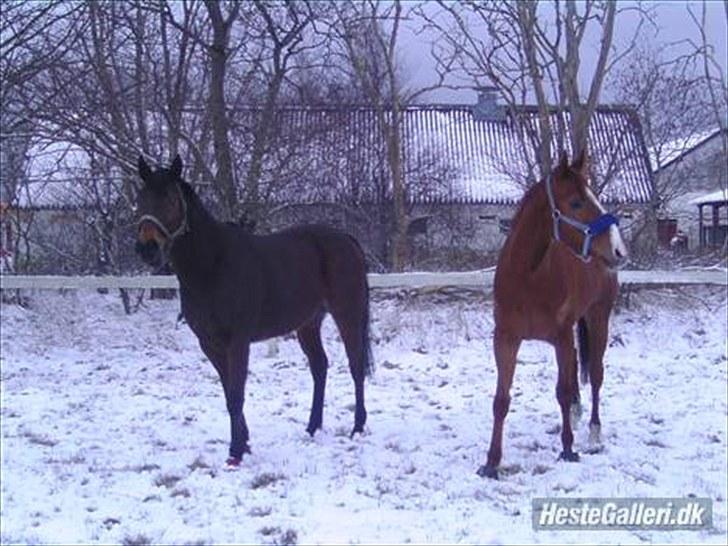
[134,155,188,268]
[546,151,628,267]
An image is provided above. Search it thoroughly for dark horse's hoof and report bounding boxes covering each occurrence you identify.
[558,450,580,462]
[306,425,321,437]
[476,465,499,479]
[225,456,242,467]
[349,425,364,439]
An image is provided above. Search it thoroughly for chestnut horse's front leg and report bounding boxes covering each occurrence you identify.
[478,329,521,479]
[554,328,580,462]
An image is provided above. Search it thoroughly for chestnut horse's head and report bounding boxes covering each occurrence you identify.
[546,152,628,267]
[134,155,188,268]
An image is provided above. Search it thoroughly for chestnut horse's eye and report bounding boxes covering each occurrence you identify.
[570,199,583,210]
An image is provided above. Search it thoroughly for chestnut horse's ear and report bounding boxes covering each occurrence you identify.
[170,154,183,179]
[572,148,588,174]
[138,155,152,182]
[558,150,569,173]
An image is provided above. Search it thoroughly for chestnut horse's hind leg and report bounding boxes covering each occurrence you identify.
[584,307,611,448]
[554,329,580,462]
[297,311,328,436]
[478,329,521,479]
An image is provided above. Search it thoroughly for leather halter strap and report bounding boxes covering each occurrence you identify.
[544,174,619,262]
[138,183,189,246]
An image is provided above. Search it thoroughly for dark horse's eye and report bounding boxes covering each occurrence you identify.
[570,198,583,210]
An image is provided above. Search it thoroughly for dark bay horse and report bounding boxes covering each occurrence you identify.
[134,156,373,466]
[478,152,628,479]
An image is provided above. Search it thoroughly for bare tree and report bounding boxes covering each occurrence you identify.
[329,0,445,271]
[686,0,728,172]
[423,0,644,180]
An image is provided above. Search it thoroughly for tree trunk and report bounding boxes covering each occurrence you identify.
[205,1,238,221]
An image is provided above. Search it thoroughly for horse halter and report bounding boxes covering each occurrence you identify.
[544,174,619,262]
[137,182,189,250]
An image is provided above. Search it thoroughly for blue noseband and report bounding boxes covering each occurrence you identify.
[545,175,619,261]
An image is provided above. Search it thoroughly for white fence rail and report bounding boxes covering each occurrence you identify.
[1,270,725,291]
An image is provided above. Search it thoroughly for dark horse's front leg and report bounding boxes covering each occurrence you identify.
[554,328,580,463]
[200,338,251,465]
[223,338,251,464]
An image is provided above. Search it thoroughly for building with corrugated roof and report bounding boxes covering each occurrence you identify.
[1,101,655,272]
[652,128,727,251]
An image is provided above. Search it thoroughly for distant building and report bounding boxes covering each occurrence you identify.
[653,129,728,250]
[1,101,655,272]
[249,102,653,268]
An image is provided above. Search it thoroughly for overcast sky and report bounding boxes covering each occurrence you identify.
[400,1,727,104]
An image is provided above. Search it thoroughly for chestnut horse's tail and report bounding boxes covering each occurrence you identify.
[578,318,590,384]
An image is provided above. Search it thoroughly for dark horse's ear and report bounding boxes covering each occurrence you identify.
[170,154,183,180]
[572,148,588,174]
[138,155,152,182]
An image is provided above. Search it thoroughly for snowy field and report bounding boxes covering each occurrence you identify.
[1,286,726,544]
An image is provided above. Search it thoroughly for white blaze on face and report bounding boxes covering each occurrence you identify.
[585,186,628,259]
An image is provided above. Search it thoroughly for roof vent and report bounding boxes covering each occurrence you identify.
[473,86,506,122]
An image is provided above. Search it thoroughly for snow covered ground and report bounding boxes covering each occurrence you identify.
[1,286,726,544]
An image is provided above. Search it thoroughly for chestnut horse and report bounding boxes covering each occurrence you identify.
[134,156,373,466]
[478,152,628,479]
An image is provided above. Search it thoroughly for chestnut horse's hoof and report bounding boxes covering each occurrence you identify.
[476,465,499,479]
[558,450,580,462]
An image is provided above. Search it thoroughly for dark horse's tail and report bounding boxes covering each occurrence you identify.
[362,273,375,377]
[577,318,590,384]
[347,233,374,377]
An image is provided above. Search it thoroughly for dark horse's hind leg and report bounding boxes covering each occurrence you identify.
[297,311,328,436]
[330,306,368,438]
[555,329,580,463]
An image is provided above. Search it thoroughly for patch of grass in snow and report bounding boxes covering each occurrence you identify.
[171,487,191,498]
[121,533,153,546]
[154,473,182,488]
[250,472,286,489]
[259,526,298,545]
[248,506,273,517]
[22,430,58,447]
[125,463,161,473]
[187,455,210,471]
